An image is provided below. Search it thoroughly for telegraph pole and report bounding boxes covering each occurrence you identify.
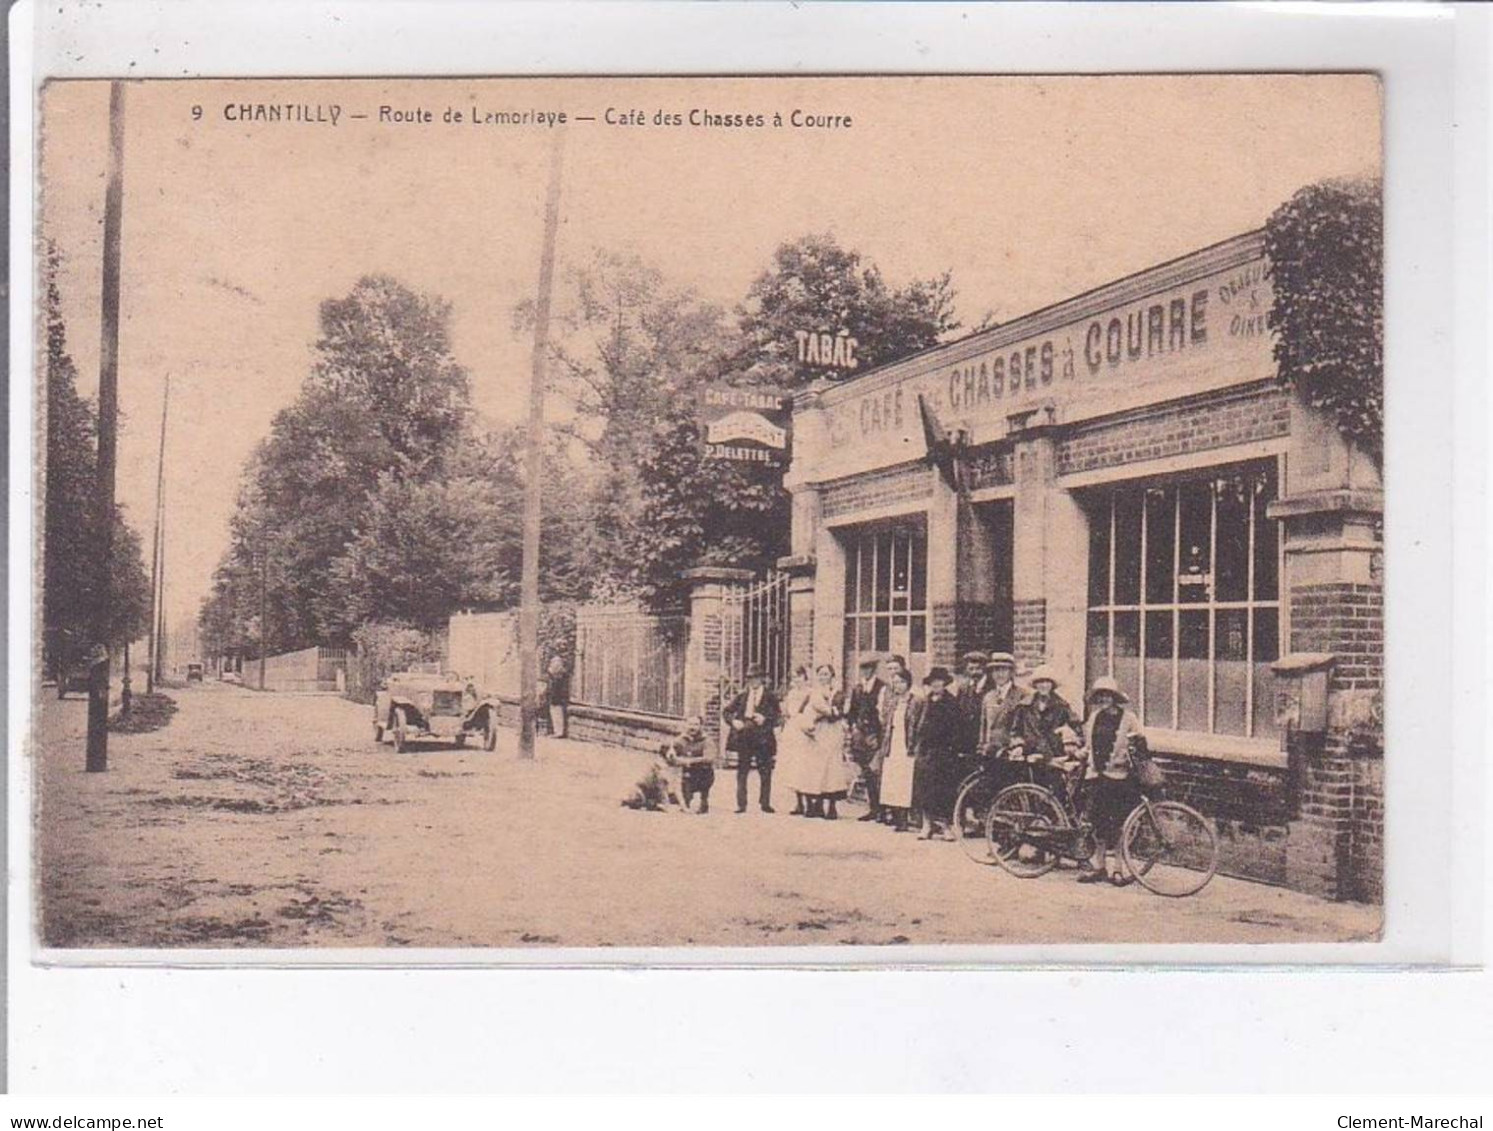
[517,127,566,761]
[258,536,268,692]
[86,80,127,773]
[146,374,170,694]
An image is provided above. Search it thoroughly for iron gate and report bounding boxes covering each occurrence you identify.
[717,569,792,765]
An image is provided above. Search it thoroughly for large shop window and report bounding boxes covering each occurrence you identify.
[844,523,928,672]
[1085,460,1281,741]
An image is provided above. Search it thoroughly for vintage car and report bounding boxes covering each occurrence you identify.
[373,669,501,752]
[186,662,205,682]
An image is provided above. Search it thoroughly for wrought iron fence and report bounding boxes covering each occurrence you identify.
[573,605,688,718]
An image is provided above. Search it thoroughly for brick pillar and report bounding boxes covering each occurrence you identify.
[1270,401,1383,902]
[681,566,755,748]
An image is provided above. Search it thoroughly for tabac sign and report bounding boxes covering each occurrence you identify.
[698,385,794,466]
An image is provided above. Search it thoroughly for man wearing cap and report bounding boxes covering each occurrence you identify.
[954,650,992,757]
[978,653,1025,757]
[723,665,782,814]
[845,656,889,822]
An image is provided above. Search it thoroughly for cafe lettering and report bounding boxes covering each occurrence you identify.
[777,230,1385,902]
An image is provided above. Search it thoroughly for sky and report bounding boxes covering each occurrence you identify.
[37,74,1381,640]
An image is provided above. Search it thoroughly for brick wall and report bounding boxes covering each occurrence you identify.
[1349,753,1385,903]
[1283,730,1383,905]
[1012,599,1047,670]
[930,601,1001,668]
[821,461,931,520]
[1152,753,1292,885]
[1289,582,1384,692]
[1055,383,1290,477]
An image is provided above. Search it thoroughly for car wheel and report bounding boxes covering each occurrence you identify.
[483,715,499,751]
[393,708,409,753]
[374,719,385,744]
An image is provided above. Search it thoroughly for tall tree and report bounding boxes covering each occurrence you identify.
[201,275,473,651]
[623,234,962,605]
[41,243,152,675]
[527,250,733,586]
[1265,177,1383,467]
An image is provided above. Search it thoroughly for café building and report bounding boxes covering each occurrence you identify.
[779,230,1383,901]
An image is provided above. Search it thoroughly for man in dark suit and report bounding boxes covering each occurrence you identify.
[845,656,889,822]
[723,665,781,813]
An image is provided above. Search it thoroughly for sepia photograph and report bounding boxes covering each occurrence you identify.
[31,73,1385,952]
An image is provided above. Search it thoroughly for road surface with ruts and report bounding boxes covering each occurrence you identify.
[32,682,1381,950]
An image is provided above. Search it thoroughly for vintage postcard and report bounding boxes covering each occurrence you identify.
[32,74,1384,952]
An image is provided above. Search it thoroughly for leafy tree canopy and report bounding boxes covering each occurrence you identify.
[1265,177,1383,466]
[734,232,961,388]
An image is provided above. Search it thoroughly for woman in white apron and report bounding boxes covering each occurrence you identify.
[878,667,919,831]
[801,663,849,818]
[775,667,814,815]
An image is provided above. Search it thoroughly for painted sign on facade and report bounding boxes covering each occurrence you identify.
[801,247,1275,482]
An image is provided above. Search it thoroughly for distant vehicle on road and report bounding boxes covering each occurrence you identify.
[374,670,501,752]
[186,662,204,682]
[221,670,243,685]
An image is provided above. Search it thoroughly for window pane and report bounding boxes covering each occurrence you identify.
[1113,611,1140,707]
[844,619,857,672]
[857,540,874,613]
[909,615,927,654]
[1114,492,1142,605]
[1143,611,1175,729]
[1214,608,1249,736]
[845,541,859,613]
[1178,609,1210,732]
[875,533,893,611]
[1215,473,1251,602]
[1144,485,1176,605]
[858,618,874,651]
[874,617,890,652]
[892,533,911,595]
[1178,482,1212,604]
[1088,498,1111,607]
[1086,611,1110,690]
[1251,607,1280,740]
[1252,469,1279,601]
[910,530,927,611]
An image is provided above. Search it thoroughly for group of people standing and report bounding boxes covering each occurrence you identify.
[719,650,1154,882]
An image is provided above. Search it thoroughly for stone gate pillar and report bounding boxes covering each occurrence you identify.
[682,566,755,746]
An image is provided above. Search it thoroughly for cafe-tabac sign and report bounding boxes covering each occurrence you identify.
[818,255,1275,460]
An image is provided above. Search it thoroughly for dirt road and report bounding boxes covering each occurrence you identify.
[32,683,1381,949]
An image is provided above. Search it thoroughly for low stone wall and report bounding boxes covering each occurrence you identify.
[485,696,683,753]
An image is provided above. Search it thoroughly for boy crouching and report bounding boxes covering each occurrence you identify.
[662,716,715,814]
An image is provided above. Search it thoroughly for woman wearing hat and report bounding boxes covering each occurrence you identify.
[1078,675,1147,886]
[877,666,920,830]
[1010,664,1077,767]
[912,666,963,840]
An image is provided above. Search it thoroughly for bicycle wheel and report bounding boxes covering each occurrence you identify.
[952,773,1001,865]
[985,784,1069,878]
[1120,799,1219,897]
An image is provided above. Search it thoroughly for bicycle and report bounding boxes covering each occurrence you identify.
[984,762,1220,897]
[950,743,1069,865]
